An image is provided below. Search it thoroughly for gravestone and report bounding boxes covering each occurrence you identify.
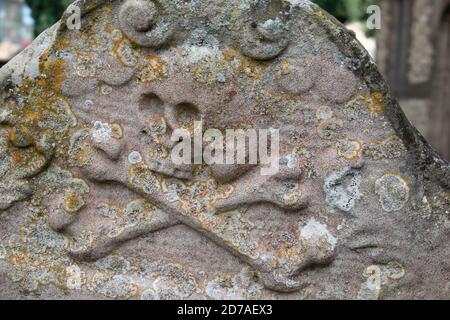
[377,0,450,160]
[0,0,449,300]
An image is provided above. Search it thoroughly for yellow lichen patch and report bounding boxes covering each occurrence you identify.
[274,241,307,270]
[128,163,163,196]
[69,129,93,167]
[357,262,406,300]
[365,92,385,113]
[386,261,405,280]
[74,144,92,167]
[192,46,269,86]
[110,124,123,139]
[192,64,203,79]
[337,138,362,160]
[136,55,168,83]
[23,109,44,122]
[283,184,303,208]
[281,59,291,75]
[64,191,85,213]
[103,200,156,240]
[146,116,168,143]
[5,126,17,143]
[148,145,170,161]
[113,37,140,67]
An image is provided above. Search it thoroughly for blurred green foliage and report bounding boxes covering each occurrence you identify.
[313,0,377,36]
[312,0,376,23]
[26,0,376,37]
[25,0,73,36]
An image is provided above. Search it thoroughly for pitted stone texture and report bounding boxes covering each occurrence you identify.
[0,0,448,300]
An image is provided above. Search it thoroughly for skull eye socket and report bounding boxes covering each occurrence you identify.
[175,102,201,128]
[139,93,165,116]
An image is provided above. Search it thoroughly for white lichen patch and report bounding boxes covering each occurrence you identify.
[185,44,220,64]
[141,263,199,300]
[211,211,259,259]
[140,288,157,300]
[84,99,94,109]
[300,218,337,250]
[3,215,72,292]
[205,268,265,300]
[316,105,334,120]
[69,229,95,254]
[375,174,410,212]
[283,153,299,169]
[95,255,131,273]
[88,273,138,299]
[92,121,113,144]
[66,265,85,290]
[364,136,407,160]
[183,30,220,63]
[128,151,143,164]
[286,0,304,7]
[324,167,362,212]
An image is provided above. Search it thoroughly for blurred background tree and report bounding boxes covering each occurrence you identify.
[313,0,375,23]
[25,0,73,36]
[25,0,375,36]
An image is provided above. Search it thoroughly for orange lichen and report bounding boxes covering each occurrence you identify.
[39,56,68,95]
[223,47,238,61]
[238,55,266,80]
[11,150,23,165]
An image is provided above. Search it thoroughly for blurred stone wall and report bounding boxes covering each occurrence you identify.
[377,0,450,160]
